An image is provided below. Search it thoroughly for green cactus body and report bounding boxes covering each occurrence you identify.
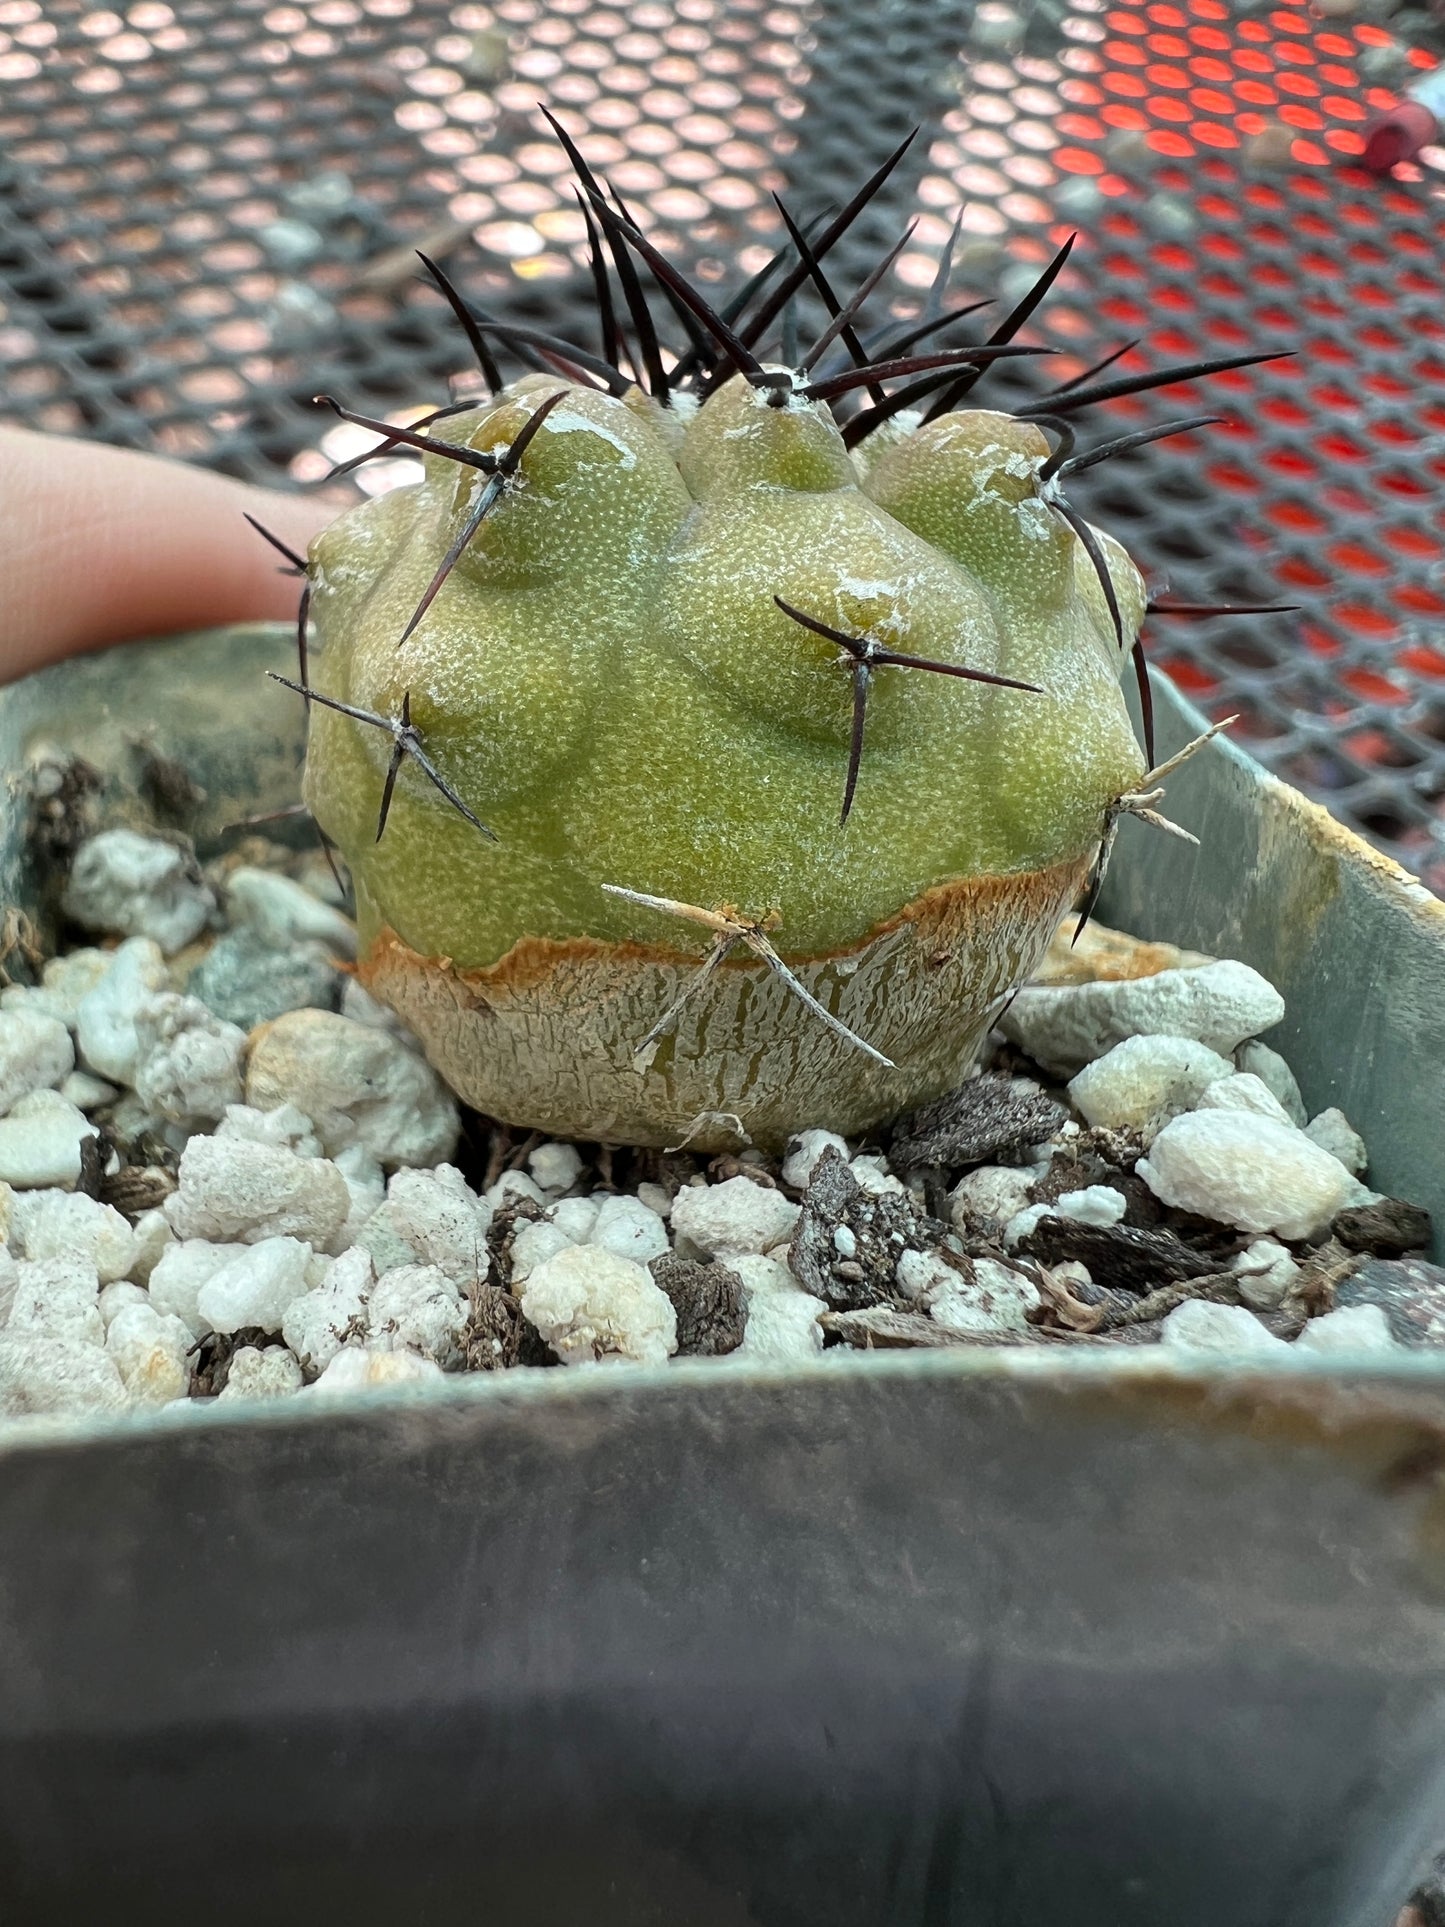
[302,368,1147,1148]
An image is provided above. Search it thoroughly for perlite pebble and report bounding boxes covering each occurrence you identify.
[309,1345,445,1395]
[195,1236,315,1334]
[1160,1300,1289,1357]
[1231,1238,1301,1311]
[1066,1034,1234,1139]
[59,1070,118,1112]
[636,1180,672,1220]
[1003,1186,1126,1250]
[148,1238,244,1336]
[7,1257,103,1344]
[949,1164,1035,1230]
[0,1090,99,1190]
[2,948,110,1027]
[217,1344,305,1401]
[131,993,246,1126]
[1002,961,1285,1079]
[849,1154,906,1198]
[386,1165,491,1286]
[929,1257,1040,1336]
[98,1281,148,1327]
[245,1008,458,1168]
[366,1263,466,1365]
[1195,1072,1293,1127]
[509,1220,573,1284]
[0,1334,127,1418]
[282,1245,373,1373]
[549,1194,602,1241]
[486,1170,546,1211]
[74,937,170,1084]
[334,1142,386,1246]
[105,1302,193,1404]
[589,1193,669,1265]
[12,1190,137,1283]
[1304,1108,1368,1179]
[1294,1305,1399,1355]
[782,1129,850,1190]
[223,866,357,957]
[671,1176,801,1257]
[1139,1112,1368,1241]
[730,1253,826,1362]
[129,1208,175,1285]
[0,1250,16,1326]
[528,1141,584,1195]
[214,1101,322,1159]
[521,1245,677,1366]
[0,1009,73,1116]
[62,829,215,955]
[164,1134,350,1250]
[1234,1040,1307,1126]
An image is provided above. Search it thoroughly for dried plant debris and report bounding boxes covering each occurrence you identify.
[888,1076,1067,1171]
[651,1252,745,1357]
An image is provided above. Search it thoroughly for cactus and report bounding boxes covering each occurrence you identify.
[266,125,1281,1151]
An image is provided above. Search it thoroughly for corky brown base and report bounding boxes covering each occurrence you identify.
[359,856,1090,1152]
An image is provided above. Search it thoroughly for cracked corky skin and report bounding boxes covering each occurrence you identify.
[303,373,1147,1148]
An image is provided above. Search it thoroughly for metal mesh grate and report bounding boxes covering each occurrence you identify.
[3,0,1445,886]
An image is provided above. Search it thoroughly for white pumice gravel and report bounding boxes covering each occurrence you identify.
[1001,959,1285,1078]
[671,1175,801,1257]
[366,1263,466,1365]
[13,1191,137,1283]
[63,829,216,955]
[729,1254,826,1362]
[1304,1108,1369,1178]
[149,1238,242,1336]
[1234,1040,1308,1126]
[0,1009,73,1116]
[309,1345,445,1395]
[223,867,357,957]
[2,948,111,1027]
[782,1129,849,1189]
[1293,1304,1400,1354]
[74,937,170,1084]
[929,1257,1041,1336]
[164,1133,349,1250]
[105,1302,193,1404]
[385,1165,490,1286]
[0,1090,99,1190]
[1067,1035,1234,1139]
[1139,1111,1370,1241]
[195,1235,317,1335]
[949,1165,1035,1230]
[1194,1072,1294,1127]
[131,993,246,1127]
[1003,1186,1126,1250]
[486,1170,546,1211]
[0,851,1417,1427]
[528,1141,584,1196]
[1231,1239,1301,1311]
[520,1245,677,1367]
[1160,1300,1291,1357]
[282,1245,373,1374]
[588,1193,670,1265]
[217,1344,305,1400]
[245,1008,458,1168]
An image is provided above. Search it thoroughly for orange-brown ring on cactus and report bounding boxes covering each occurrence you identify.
[357,853,1089,1153]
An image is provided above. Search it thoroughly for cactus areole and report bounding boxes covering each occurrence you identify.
[283,124,1276,1151]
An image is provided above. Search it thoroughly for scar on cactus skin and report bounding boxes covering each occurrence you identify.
[262,114,1296,1149]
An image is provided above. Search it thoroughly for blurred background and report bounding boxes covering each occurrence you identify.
[3,0,1445,886]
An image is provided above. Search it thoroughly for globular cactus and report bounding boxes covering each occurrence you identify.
[268,124,1276,1151]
